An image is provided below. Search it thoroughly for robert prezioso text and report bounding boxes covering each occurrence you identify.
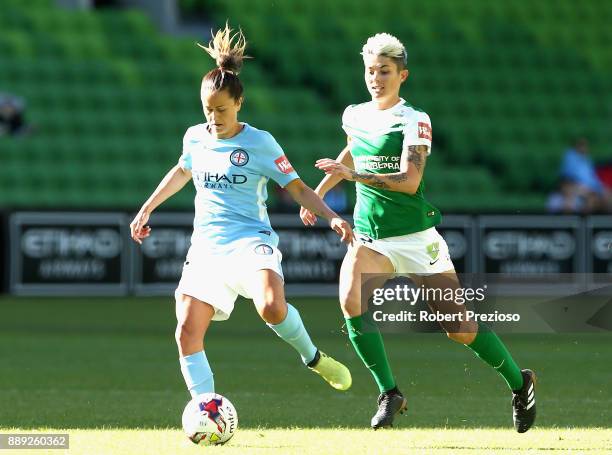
[371,284,521,323]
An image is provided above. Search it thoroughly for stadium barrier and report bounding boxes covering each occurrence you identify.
[3,212,611,297]
[8,212,131,296]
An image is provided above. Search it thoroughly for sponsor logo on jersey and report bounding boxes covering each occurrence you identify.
[200,172,247,184]
[230,149,249,166]
[254,244,274,255]
[274,155,295,174]
[355,155,400,171]
[192,171,247,190]
[418,122,432,141]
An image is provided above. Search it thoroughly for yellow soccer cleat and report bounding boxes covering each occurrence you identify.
[307,350,352,391]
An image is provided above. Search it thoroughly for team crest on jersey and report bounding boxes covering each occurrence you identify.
[418,122,432,141]
[230,149,249,166]
[254,244,274,255]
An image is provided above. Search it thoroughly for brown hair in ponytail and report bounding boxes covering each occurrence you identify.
[198,23,248,101]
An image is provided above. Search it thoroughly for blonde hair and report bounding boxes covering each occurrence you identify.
[361,33,407,68]
[197,23,248,75]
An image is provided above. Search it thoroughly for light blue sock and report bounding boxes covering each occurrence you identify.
[179,351,214,397]
[267,303,318,365]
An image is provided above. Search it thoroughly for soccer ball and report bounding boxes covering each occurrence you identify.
[182,393,238,446]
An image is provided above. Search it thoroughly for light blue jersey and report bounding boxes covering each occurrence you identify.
[179,122,299,252]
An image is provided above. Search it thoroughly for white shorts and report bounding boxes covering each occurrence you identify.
[175,237,284,321]
[356,227,454,275]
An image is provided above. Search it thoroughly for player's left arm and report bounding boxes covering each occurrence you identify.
[315,144,429,194]
[285,178,354,243]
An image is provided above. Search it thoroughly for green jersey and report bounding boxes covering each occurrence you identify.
[342,98,441,239]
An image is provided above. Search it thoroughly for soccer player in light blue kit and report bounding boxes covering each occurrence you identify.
[129,25,353,397]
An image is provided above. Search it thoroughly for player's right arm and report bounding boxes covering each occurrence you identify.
[130,164,192,244]
[300,141,353,226]
[314,143,354,197]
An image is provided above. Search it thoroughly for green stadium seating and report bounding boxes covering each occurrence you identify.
[0,0,610,212]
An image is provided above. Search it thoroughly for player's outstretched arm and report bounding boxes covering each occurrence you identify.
[286,178,354,244]
[300,145,353,226]
[313,145,354,197]
[130,164,192,244]
[316,145,429,194]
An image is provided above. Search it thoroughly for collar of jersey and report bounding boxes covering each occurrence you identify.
[345,98,408,138]
[202,122,250,142]
[365,97,406,113]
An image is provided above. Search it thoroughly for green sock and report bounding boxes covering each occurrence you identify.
[345,313,396,393]
[466,322,524,391]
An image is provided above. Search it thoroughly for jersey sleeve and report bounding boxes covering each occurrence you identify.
[259,132,300,187]
[341,104,355,138]
[178,126,196,170]
[402,111,433,155]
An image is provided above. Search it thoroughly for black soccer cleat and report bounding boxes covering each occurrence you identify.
[370,388,407,429]
[512,369,537,433]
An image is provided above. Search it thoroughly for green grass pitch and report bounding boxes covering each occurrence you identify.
[1,296,610,453]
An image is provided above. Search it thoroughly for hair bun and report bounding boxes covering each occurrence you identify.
[198,22,248,75]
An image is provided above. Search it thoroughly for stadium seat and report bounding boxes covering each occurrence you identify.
[0,0,609,211]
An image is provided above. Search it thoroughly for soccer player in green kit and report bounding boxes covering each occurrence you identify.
[300,33,537,431]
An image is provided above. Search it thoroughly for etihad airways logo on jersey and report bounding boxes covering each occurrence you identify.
[192,171,247,189]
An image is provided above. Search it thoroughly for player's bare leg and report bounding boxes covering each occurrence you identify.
[419,270,536,432]
[252,269,352,391]
[250,269,288,324]
[175,293,216,396]
[340,245,407,428]
[339,244,394,317]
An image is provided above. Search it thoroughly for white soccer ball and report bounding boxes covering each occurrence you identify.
[182,393,238,446]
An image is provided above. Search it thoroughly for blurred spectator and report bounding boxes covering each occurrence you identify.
[547,179,594,214]
[548,138,611,213]
[595,162,612,190]
[560,138,603,193]
[0,93,30,137]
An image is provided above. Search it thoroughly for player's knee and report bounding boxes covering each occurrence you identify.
[339,287,361,317]
[339,298,358,316]
[258,299,286,324]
